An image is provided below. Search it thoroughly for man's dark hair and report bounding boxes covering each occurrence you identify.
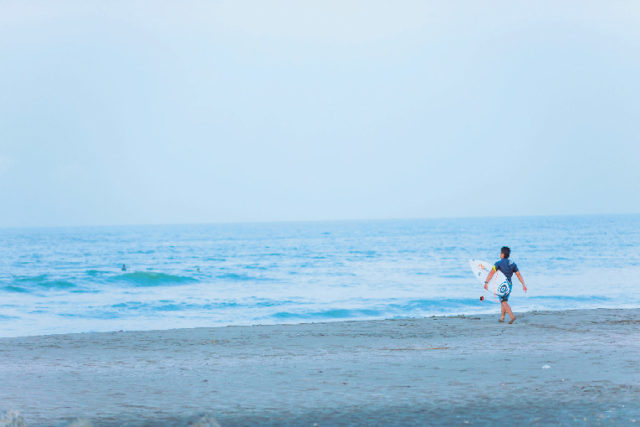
[501,246,511,258]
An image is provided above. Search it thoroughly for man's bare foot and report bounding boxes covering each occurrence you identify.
[509,317,516,324]
[499,318,505,323]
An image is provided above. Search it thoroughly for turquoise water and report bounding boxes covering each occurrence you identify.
[1,215,639,337]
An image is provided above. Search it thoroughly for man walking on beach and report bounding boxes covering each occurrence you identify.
[484,246,527,324]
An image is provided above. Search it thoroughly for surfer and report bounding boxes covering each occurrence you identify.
[484,247,527,324]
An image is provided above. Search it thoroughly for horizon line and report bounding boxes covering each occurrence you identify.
[1,211,638,231]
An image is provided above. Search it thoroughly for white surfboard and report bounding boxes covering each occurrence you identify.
[469,259,511,301]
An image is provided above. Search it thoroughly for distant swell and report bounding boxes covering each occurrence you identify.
[3,285,29,293]
[7,275,76,292]
[110,272,197,287]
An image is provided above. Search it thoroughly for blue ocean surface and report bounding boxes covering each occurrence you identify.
[0,215,639,337]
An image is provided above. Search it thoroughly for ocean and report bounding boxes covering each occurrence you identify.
[1,214,639,338]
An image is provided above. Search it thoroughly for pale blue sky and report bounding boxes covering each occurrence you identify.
[1,1,639,227]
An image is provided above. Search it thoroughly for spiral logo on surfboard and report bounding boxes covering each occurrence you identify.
[496,281,510,297]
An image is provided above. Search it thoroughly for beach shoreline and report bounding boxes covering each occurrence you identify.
[1,308,639,425]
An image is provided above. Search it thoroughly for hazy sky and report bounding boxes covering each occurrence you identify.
[1,1,639,227]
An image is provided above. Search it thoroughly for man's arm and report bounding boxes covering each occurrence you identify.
[484,269,495,290]
[515,271,527,292]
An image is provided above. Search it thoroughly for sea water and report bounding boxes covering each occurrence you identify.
[0,215,639,337]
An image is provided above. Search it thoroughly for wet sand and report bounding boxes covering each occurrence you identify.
[1,308,639,426]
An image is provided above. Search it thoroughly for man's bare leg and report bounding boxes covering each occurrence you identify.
[503,301,516,324]
[499,302,506,322]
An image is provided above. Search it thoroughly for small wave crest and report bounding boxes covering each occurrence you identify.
[269,298,489,322]
[109,298,290,313]
[273,308,382,320]
[110,272,197,287]
[216,272,270,282]
[0,314,19,320]
[85,270,108,277]
[528,295,610,302]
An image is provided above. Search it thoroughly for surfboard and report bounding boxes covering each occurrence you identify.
[469,259,511,302]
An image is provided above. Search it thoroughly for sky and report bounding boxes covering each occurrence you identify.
[1,0,639,227]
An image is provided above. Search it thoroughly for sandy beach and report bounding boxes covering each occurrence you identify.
[1,308,638,426]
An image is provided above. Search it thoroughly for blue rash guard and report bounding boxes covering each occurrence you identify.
[493,258,518,302]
